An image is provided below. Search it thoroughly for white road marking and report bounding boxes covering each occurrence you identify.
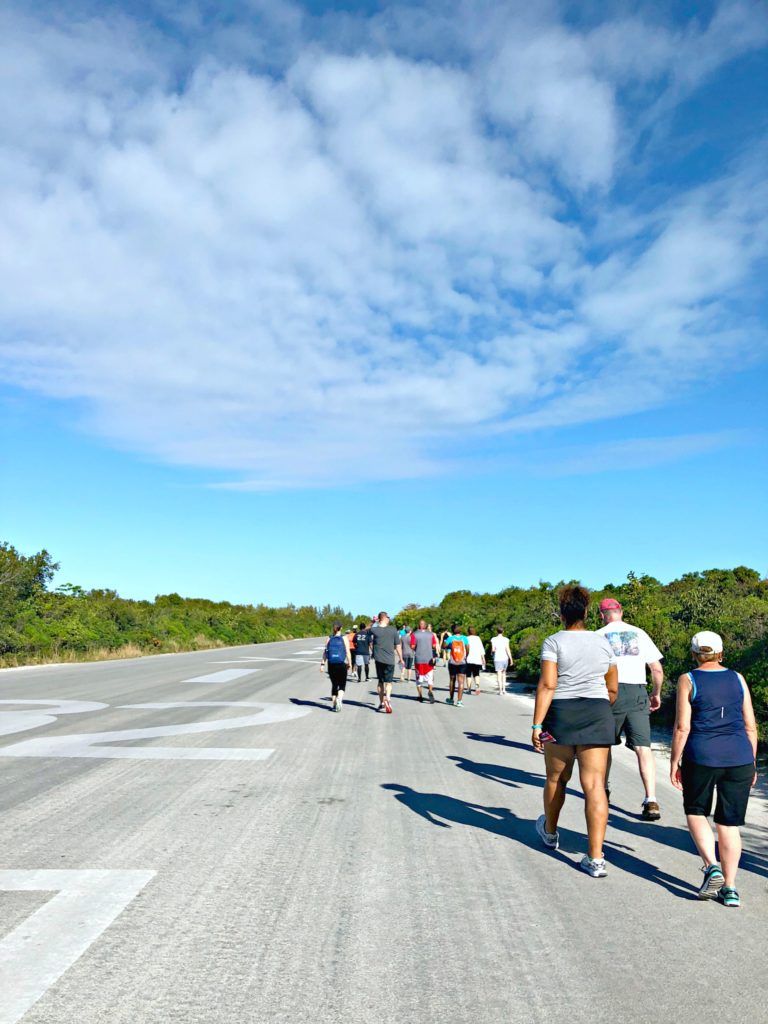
[0,701,109,739]
[182,669,259,683]
[0,868,155,1024]
[0,702,311,761]
[232,656,318,664]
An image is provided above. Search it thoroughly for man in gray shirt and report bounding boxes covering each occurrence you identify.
[411,619,438,703]
[370,611,403,714]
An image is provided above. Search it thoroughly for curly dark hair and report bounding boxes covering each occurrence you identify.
[559,585,591,626]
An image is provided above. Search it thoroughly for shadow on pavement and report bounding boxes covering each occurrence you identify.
[447,754,584,801]
[381,783,696,898]
[464,731,537,756]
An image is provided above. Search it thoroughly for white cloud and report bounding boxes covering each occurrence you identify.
[0,1,766,488]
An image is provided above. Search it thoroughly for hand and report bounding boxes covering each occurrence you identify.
[670,765,683,790]
[532,729,543,753]
[649,693,661,712]
[752,772,758,788]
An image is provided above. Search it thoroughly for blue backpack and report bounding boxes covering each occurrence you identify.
[326,634,347,665]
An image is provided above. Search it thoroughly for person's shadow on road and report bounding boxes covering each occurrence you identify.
[382,783,698,899]
[447,754,584,801]
[464,731,536,757]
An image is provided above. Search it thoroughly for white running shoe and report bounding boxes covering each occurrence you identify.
[579,855,607,877]
[535,815,559,850]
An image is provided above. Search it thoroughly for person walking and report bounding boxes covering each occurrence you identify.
[444,624,469,706]
[353,621,374,682]
[371,611,403,714]
[595,597,665,820]
[320,621,352,712]
[466,626,486,695]
[670,631,758,907]
[491,627,513,695]
[400,626,415,683]
[411,620,439,703]
[532,585,619,876]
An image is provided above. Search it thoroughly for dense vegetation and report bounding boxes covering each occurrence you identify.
[0,543,346,664]
[395,567,768,739]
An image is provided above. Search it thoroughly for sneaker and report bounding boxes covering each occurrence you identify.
[334,702,341,713]
[417,694,424,703]
[384,699,393,714]
[428,691,435,704]
[718,886,740,908]
[535,814,559,850]
[641,800,661,821]
[579,855,607,878]
[377,703,385,712]
[697,863,724,900]
[474,688,480,696]
[445,697,454,705]
[456,700,463,707]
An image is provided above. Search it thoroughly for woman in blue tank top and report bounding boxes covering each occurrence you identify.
[670,631,758,908]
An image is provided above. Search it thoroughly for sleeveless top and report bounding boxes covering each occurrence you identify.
[684,668,753,767]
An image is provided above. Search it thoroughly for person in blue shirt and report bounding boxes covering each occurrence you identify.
[670,631,758,907]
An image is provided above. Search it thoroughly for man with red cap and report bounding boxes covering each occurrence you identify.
[596,597,665,820]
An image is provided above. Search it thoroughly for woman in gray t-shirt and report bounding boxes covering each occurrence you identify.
[531,586,618,878]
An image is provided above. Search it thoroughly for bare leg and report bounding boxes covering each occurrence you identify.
[457,674,465,701]
[686,814,718,867]
[543,743,575,834]
[385,682,393,702]
[449,674,456,700]
[716,825,742,888]
[635,746,656,799]
[577,746,610,860]
[497,670,505,694]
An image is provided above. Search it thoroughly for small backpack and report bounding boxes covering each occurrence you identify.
[326,635,347,665]
[450,637,466,663]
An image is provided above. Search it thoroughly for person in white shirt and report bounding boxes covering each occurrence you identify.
[490,627,513,695]
[595,598,664,820]
[466,627,486,695]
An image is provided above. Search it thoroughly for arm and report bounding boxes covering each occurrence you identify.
[506,639,513,664]
[739,674,759,785]
[320,645,327,673]
[605,664,619,705]
[532,660,558,752]
[648,660,664,711]
[395,642,403,666]
[344,636,352,670]
[669,674,692,789]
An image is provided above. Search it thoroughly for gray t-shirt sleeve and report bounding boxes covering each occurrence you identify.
[541,635,559,662]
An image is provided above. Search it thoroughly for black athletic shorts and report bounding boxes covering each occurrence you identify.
[448,662,467,677]
[612,683,652,749]
[466,663,481,678]
[402,654,414,669]
[375,661,395,684]
[681,760,754,825]
[542,698,614,747]
[327,663,348,696]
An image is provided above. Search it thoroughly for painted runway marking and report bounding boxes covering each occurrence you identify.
[182,669,259,684]
[233,656,318,664]
[0,700,108,738]
[0,702,311,761]
[0,868,155,1024]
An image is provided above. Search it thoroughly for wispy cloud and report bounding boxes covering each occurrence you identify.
[0,1,766,489]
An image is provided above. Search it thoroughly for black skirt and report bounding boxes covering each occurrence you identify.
[543,698,614,746]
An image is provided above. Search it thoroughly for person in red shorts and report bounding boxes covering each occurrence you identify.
[411,620,438,704]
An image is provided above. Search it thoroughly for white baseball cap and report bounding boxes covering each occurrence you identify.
[691,630,723,654]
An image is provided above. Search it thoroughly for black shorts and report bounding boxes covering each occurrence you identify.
[466,663,481,678]
[612,683,651,749]
[375,661,395,684]
[403,655,414,669]
[327,663,348,695]
[448,662,467,677]
[543,698,614,747]
[681,760,754,825]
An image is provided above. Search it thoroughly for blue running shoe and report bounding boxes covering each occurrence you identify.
[718,886,740,908]
[697,864,724,900]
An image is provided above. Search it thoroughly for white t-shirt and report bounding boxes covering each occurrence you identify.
[491,635,510,660]
[467,635,485,664]
[595,621,663,686]
[541,630,617,700]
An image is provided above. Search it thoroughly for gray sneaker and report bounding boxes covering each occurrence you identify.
[579,855,607,878]
[535,815,559,850]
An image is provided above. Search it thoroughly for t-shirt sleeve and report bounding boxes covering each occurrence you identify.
[541,635,558,662]
[639,629,663,663]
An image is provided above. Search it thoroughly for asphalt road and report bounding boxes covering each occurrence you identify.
[1,638,766,1024]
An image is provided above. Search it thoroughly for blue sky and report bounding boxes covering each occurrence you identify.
[1,0,767,615]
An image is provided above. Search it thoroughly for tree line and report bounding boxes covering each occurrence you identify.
[0,542,346,663]
[394,567,768,739]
